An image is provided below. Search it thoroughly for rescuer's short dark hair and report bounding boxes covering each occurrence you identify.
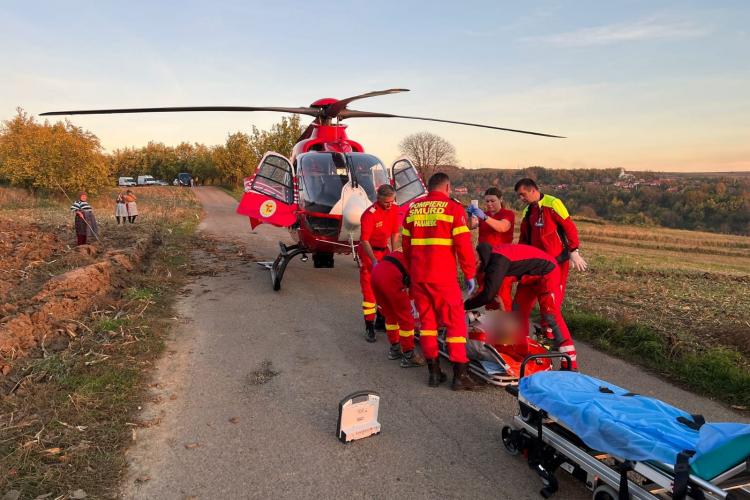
[377,184,396,197]
[514,178,538,191]
[484,187,503,198]
[428,172,450,191]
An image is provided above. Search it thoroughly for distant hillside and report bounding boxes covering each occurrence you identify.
[447,166,750,236]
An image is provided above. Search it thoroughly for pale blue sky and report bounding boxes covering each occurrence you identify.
[2,1,749,171]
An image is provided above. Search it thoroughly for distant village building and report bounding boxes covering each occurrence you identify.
[618,168,636,181]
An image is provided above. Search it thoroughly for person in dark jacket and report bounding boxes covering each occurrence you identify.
[465,242,578,370]
[70,192,98,245]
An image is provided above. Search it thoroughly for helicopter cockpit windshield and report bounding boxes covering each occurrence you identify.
[349,153,389,201]
[298,152,389,214]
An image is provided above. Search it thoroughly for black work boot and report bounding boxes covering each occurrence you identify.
[451,362,484,391]
[374,312,386,332]
[364,321,376,343]
[426,358,447,387]
[400,349,426,368]
[387,343,402,360]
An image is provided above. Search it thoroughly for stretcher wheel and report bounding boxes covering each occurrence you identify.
[535,465,558,498]
[501,426,520,456]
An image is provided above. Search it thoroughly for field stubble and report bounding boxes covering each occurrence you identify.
[567,221,750,406]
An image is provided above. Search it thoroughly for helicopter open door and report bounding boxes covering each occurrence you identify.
[391,158,426,222]
[236,152,298,228]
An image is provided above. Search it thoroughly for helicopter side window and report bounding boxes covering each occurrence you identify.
[253,154,294,204]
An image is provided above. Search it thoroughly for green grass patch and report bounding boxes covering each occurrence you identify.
[567,309,750,408]
[124,286,158,301]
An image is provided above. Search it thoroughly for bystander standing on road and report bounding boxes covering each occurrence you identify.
[70,191,98,245]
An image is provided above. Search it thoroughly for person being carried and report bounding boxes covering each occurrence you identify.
[402,172,480,390]
[358,184,400,342]
[465,242,578,370]
[467,187,515,311]
[371,250,425,367]
[70,191,98,245]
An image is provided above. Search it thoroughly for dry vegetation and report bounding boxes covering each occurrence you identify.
[0,186,202,498]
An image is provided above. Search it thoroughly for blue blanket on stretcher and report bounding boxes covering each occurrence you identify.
[519,371,750,480]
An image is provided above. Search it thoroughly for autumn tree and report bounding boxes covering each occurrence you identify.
[0,108,110,194]
[248,114,304,167]
[399,131,457,180]
[215,114,304,187]
[213,132,254,187]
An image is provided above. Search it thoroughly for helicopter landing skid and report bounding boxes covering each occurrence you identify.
[270,242,307,291]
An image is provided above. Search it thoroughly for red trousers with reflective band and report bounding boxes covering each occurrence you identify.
[358,248,387,321]
[411,281,468,363]
[371,262,415,351]
[512,267,577,369]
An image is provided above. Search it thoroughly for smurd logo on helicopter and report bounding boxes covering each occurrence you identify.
[42,88,562,291]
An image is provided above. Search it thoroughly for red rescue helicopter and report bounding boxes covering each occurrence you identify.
[42,89,563,290]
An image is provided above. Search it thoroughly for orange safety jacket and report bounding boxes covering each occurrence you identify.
[401,191,476,284]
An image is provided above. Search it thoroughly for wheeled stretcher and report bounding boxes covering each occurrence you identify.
[502,354,750,499]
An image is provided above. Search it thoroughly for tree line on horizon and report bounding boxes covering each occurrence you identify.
[450,166,750,236]
[0,109,748,235]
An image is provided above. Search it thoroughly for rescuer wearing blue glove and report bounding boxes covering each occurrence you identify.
[467,205,487,221]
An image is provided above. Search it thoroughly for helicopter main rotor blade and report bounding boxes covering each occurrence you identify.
[324,88,409,118]
[339,109,565,138]
[40,106,320,117]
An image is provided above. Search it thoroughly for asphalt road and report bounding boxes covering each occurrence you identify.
[123,187,746,499]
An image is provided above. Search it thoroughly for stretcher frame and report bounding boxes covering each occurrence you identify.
[436,335,519,386]
[501,354,750,500]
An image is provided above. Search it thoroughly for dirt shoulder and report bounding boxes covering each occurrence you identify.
[0,186,202,499]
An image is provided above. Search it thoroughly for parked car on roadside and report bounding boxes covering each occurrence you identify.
[137,175,157,186]
[175,172,193,187]
[118,176,137,187]
[154,179,170,186]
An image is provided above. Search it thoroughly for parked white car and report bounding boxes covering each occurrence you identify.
[118,176,137,187]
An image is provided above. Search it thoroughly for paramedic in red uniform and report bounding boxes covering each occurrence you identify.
[467,187,515,310]
[465,242,578,370]
[402,172,480,390]
[371,250,425,368]
[359,184,400,342]
[515,178,587,301]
